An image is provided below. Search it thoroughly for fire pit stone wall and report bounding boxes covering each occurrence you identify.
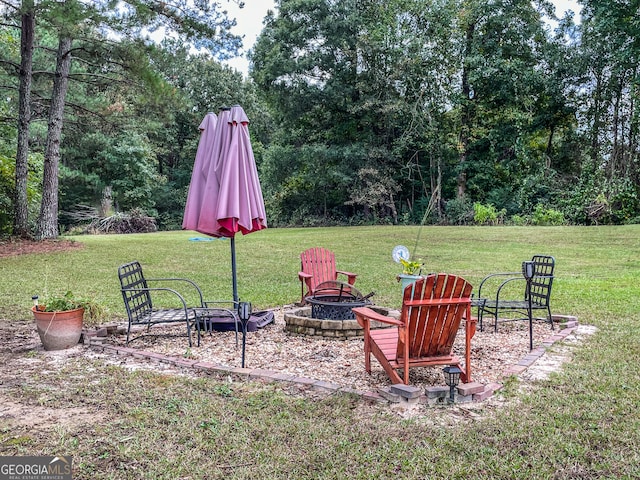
[284,305,400,339]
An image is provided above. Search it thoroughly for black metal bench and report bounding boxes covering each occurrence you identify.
[118,261,238,346]
[476,255,555,332]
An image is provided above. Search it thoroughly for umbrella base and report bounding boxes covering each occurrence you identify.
[201,310,274,332]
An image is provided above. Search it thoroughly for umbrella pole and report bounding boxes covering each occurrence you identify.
[231,236,248,367]
[230,236,239,304]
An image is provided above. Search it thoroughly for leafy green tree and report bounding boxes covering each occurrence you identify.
[576,0,640,183]
[60,131,162,215]
[252,0,461,223]
[0,114,18,235]
[1,0,243,238]
[54,35,269,231]
[454,0,559,212]
[13,0,35,237]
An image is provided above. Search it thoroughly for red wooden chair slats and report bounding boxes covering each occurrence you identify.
[298,247,357,303]
[353,273,476,385]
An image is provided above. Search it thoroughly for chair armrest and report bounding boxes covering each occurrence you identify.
[477,271,520,297]
[336,270,357,284]
[298,271,312,281]
[123,286,190,312]
[493,275,552,300]
[145,277,205,306]
[352,307,403,327]
[204,300,238,308]
[198,303,238,319]
[494,276,526,300]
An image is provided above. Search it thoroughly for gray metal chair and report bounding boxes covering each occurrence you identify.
[118,261,237,346]
[476,255,555,332]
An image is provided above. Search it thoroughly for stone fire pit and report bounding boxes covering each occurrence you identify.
[284,304,400,339]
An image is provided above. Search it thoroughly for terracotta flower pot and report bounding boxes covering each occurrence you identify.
[32,306,84,351]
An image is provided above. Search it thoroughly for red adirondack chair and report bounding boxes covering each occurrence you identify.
[298,247,358,303]
[353,273,476,385]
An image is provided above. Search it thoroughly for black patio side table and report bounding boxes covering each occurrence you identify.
[193,307,239,347]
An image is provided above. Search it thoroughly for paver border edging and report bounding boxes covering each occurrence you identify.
[88,316,579,406]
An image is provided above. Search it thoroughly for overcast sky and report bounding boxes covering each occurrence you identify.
[222,0,581,76]
[222,1,277,75]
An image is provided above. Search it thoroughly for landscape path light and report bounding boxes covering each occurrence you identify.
[442,365,462,404]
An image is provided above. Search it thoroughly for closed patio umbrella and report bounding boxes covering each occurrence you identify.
[183,105,267,303]
[183,105,267,367]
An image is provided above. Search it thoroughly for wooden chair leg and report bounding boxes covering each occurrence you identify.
[464,304,475,383]
[363,319,372,374]
[402,327,410,384]
[364,335,371,374]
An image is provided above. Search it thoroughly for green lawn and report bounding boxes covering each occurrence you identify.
[1,225,640,479]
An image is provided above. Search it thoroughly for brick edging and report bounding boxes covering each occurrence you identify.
[88,317,579,406]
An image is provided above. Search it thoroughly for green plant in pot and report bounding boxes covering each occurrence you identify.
[399,258,423,276]
[32,291,104,351]
[397,258,424,291]
[392,245,424,291]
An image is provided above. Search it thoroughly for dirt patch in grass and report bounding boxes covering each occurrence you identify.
[0,321,97,435]
[0,238,84,258]
[0,321,201,439]
[1,397,97,432]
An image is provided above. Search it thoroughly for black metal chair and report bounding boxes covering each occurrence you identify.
[118,261,237,346]
[476,255,555,332]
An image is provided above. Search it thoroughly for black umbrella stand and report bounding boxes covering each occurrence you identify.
[237,301,252,368]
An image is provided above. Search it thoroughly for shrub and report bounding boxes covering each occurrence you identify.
[510,214,527,226]
[531,204,565,226]
[608,179,640,224]
[444,197,474,225]
[473,202,506,225]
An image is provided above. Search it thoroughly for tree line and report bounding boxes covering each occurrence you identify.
[1,0,638,240]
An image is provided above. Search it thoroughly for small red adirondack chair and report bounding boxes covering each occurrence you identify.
[353,273,476,385]
[298,247,358,304]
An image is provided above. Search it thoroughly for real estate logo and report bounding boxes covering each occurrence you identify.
[0,456,72,480]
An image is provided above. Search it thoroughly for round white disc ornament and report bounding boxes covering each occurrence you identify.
[391,245,410,263]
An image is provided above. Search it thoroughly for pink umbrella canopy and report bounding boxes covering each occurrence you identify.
[189,108,231,236]
[214,105,267,237]
[183,105,268,302]
[182,112,218,231]
[186,106,267,237]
